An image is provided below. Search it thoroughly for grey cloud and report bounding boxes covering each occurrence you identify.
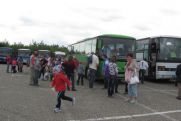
[19,16,37,26]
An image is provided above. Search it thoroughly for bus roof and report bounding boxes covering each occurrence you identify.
[38,50,50,52]
[70,34,135,45]
[18,49,31,51]
[0,47,12,49]
[137,35,181,40]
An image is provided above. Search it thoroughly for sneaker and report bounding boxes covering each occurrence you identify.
[54,108,61,113]
[129,99,136,104]
[72,97,75,106]
[176,97,181,100]
[124,98,130,102]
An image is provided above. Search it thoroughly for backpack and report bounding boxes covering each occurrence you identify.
[88,55,93,64]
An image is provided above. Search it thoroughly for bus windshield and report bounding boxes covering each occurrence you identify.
[0,48,12,56]
[158,37,181,61]
[101,38,135,59]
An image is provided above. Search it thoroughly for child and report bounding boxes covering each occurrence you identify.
[11,58,17,73]
[51,67,75,113]
[108,55,118,97]
[77,62,85,85]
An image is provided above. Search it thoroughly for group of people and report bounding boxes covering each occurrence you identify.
[6,55,24,73]
[28,50,181,113]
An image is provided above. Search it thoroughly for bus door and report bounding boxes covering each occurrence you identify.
[149,39,157,78]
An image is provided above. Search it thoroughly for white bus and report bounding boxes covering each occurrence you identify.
[136,36,181,80]
[38,50,50,59]
[18,49,31,64]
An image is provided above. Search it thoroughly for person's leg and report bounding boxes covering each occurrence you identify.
[89,69,93,88]
[107,77,111,96]
[34,70,39,85]
[142,70,146,84]
[177,82,181,99]
[61,91,73,102]
[114,77,118,93]
[30,67,34,85]
[91,69,96,88]
[81,74,84,85]
[7,63,9,73]
[124,82,128,94]
[111,76,115,95]
[77,74,81,85]
[127,84,131,101]
[56,91,64,109]
[71,73,75,90]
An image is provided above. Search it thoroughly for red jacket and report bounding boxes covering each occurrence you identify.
[51,72,71,92]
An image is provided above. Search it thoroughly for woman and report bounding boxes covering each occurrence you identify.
[125,53,139,103]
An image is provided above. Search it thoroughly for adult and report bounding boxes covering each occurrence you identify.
[63,55,76,91]
[29,51,40,86]
[125,53,139,104]
[176,64,181,100]
[88,52,99,88]
[17,56,23,72]
[139,58,148,84]
[6,54,11,73]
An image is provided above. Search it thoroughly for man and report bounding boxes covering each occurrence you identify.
[88,52,99,88]
[139,59,148,84]
[39,56,48,80]
[30,51,40,86]
[176,64,181,100]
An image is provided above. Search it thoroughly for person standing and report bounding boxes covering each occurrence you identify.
[108,56,118,97]
[6,55,11,73]
[39,57,48,80]
[139,58,148,84]
[34,52,41,86]
[63,55,76,91]
[102,55,109,89]
[176,64,181,100]
[125,53,139,104]
[88,52,99,88]
[30,52,35,85]
[77,62,85,86]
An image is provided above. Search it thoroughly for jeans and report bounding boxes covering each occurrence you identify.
[139,69,146,84]
[114,77,118,92]
[56,91,73,109]
[67,73,75,90]
[128,84,137,97]
[108,75,116,96]
[34,69,40,85]
[7,63,10,73]
[88,68,97,88]
[104,75,109,88]
[77,74,84,85]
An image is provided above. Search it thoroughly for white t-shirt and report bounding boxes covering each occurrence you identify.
[89,54,99,70]
[139,60,148,70]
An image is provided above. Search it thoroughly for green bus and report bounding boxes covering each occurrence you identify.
[68,34,136,80]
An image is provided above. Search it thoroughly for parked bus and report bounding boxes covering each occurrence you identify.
[38,50,50,59]
[18,49,31,65]
[136,36,181,80]
[0,47,12,63]
[68,34,136,80]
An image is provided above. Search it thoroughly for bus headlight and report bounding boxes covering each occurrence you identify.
[158,66,165,71]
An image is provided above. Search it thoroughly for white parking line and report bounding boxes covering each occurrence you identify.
[143,86,177,96]
[68,110,181,121]
[117,94,178,121]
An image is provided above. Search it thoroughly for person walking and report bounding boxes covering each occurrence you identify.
[176,64,181,100]
[88,52,99,88]
[108,56,118,97]
[139,58,148,84]
[51,68,75,113]
[63,55,76,91]
[125,53,139,104]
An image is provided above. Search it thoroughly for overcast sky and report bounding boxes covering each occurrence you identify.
[0,0,181,46]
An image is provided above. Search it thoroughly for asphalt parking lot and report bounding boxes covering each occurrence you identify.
[0,64,181,121]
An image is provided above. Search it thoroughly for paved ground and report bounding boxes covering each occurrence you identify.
[0,64,181,121]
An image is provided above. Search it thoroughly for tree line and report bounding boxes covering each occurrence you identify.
[0,40,68,56]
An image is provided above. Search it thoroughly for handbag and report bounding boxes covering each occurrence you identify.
[130,69,139,84]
